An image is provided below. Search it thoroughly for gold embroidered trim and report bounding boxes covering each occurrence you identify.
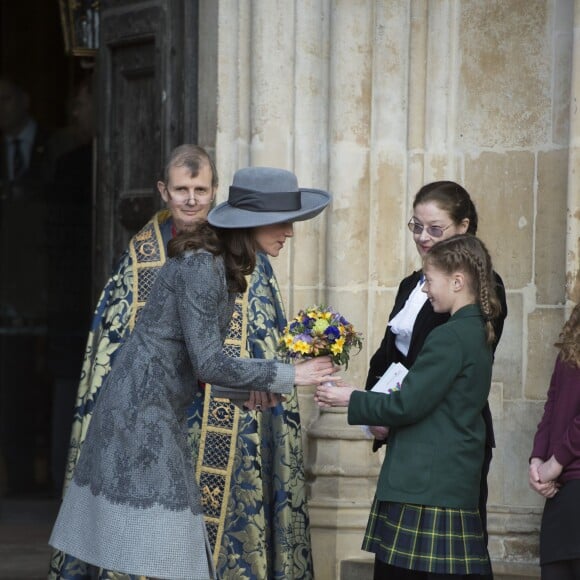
[128,209,170,331]
[196,288,249,565]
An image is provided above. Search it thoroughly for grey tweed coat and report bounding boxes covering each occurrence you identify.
[49,251,295,580]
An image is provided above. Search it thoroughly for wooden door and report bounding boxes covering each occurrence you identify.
[94,0,199,291]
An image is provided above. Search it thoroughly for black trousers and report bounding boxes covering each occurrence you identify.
[373,560,484,579]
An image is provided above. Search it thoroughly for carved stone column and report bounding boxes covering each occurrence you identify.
[567,0,580,305]
[307,407,381,579]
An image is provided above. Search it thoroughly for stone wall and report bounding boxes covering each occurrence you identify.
[199,0,580,578]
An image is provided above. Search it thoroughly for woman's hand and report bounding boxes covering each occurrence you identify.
[314,382,357,408]
[294,355,338,386]
[244,390,283,411]
[529,457,560,498]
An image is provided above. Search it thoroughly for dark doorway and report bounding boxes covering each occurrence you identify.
[0,1,94,501]
[0,0,201,574]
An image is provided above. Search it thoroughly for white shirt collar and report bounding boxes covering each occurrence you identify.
[388,276,428,357]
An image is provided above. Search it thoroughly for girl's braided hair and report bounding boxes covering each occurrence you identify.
[424,234,501,345]
[555,302,580,367]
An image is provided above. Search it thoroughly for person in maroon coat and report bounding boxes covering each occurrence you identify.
[529,302,580,580]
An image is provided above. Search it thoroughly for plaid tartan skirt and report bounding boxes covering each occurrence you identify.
[362,498,491,576]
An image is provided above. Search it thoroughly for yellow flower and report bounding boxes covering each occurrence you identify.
[283,335,294,347]
[292,340,312,355]
[330,336,345,355]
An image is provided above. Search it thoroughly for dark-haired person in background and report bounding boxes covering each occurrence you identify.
[0,78,53,495]
[46,74,96,494]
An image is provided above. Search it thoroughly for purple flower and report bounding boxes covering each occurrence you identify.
[324,325,340,340]
[296,333,313,343]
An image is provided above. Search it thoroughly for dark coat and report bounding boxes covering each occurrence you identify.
[0,124,52,200]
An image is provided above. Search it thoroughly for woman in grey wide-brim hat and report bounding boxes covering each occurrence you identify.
[49,166,333,580]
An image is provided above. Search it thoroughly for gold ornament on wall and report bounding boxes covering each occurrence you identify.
[59,0,99,57]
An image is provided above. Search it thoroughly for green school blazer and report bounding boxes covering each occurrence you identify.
[348,304,493,509]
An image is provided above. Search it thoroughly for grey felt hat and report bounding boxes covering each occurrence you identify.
[207,166,331,229]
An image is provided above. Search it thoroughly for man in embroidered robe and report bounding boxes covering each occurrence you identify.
[48,144,314,580]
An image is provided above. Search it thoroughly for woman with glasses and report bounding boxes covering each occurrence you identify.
[365,180,508,580]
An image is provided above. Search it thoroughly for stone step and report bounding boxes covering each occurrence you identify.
[0,497,57,579]
[340,558,373,579]
[0,544,50,579]
[340,558,541,580]
[492,561,541,579]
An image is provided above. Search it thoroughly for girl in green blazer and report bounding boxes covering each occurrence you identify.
[316,234,502,579]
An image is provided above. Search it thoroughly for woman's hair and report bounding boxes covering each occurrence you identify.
[555,303,580,367]
[162,144,218,188]
[424,234,501,345]
[167,222,256,293]
[413,181,478,234]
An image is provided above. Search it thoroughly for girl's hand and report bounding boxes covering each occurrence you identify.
[538,455,563,484]
[314,382,356,408]
[529,457,560,498]
[369,426,390,440]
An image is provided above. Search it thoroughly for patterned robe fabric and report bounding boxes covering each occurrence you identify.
[48,211,313,580]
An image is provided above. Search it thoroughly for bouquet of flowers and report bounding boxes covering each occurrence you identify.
[278,305,363,369]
